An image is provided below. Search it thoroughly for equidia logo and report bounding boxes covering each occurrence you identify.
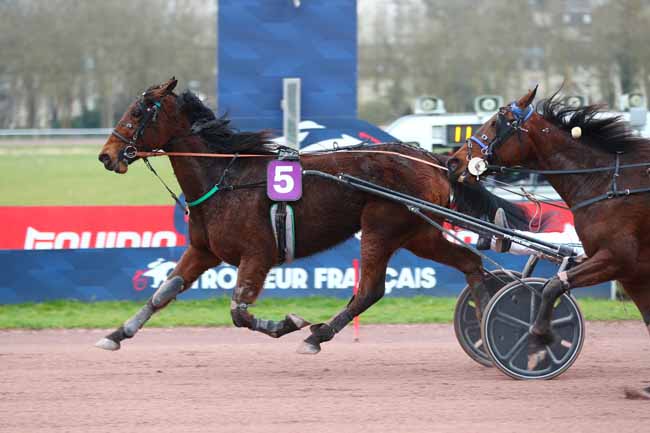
[24,227,179,250]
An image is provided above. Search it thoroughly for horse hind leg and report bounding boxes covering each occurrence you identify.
[229,257,310,338]
[405,230,489,318]
[297,214,404,354]
[95,246,221,351]
[296,278,386,355]
[233,296,311,338]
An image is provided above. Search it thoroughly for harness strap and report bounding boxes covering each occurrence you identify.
[489,160,650,175]
[275,202,287,263]
[469,136,490,153]
[510,102,534,122]
[571,187,645,210]
[187,185,219,207]
[143,158,188,215]
[466,102,534,159]
[186,155,239,208]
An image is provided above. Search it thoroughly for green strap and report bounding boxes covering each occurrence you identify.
[187,184,220,207]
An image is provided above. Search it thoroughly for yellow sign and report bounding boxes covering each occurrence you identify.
[447,124,480,144]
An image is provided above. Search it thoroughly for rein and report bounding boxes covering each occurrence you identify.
[111,93,447,212]
[135,148,449,171]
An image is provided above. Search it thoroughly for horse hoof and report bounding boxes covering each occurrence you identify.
[287,313,310,329]
[527,349,546,370]
[624,386,650,400]
[296,340,321,355]
[95,337,120,351]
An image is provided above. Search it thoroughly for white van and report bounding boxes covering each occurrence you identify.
[385,112,493,153]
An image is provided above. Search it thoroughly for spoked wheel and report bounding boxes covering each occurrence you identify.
[453,270,521,367]
[481,278,585,380]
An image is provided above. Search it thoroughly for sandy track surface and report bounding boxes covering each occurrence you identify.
[1,322,649,433]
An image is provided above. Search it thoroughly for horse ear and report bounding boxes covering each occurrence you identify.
[162,77,178,95]
[517,84,538,107]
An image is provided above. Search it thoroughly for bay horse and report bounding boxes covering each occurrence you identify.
[96,78,531,355]
[447,87,650,398]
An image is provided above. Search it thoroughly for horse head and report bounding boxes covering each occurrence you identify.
[98,78,184,174]
[447,87,539,183]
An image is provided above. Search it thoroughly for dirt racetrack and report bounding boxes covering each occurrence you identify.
[1,322,649,433]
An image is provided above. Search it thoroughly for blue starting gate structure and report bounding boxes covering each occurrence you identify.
[218,0,357,133]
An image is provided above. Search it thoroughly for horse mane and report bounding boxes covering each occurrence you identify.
[537,91,647,154]
[176,90,275,154]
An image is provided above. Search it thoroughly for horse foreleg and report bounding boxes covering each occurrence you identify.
[528,249,618,368]
[230,257,310,338]
[95,246,221,351]
[615,281,650,400]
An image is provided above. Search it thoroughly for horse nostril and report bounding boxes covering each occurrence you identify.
[98,153,114,170]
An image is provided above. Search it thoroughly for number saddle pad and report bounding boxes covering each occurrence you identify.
[267,150,301,263]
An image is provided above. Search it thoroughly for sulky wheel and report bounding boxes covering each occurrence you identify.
[481,277,585,380]
[453,270,521,367]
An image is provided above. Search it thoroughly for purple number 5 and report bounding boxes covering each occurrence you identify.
[267,161,302,201]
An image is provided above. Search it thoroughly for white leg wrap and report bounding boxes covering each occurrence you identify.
[123,276,184,337]
[123,303,155,337]
[152,276,184,307]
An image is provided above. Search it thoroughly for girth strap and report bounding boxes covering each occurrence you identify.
[276,202,288,263]
[571,152,650,210]
[571,187,650,210]
[270,203,295,264]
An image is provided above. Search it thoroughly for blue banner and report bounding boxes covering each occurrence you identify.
[218,0,357,130]
[0,239,610,304]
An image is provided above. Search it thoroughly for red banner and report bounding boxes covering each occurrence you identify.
[0,202,574,251]
[1,206,187,250]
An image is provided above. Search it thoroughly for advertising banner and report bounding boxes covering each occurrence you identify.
[0,202,578,251]
[2,198,608,304]
[1,236,610,304]
[1,205,188,250]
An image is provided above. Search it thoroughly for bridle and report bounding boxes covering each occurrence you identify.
[464,102,534,177]
[110,97,163,163]
[109,96,191,212]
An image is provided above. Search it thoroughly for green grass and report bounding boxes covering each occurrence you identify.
[0,149,179,205]
[0,297,641,329]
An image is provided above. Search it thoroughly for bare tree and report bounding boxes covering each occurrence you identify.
[0,0,216,128]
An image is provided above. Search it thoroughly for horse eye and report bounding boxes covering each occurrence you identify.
[132,107,143,117]
[490,121,496,127]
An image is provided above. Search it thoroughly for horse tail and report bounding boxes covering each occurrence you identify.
[451,182,534,231]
